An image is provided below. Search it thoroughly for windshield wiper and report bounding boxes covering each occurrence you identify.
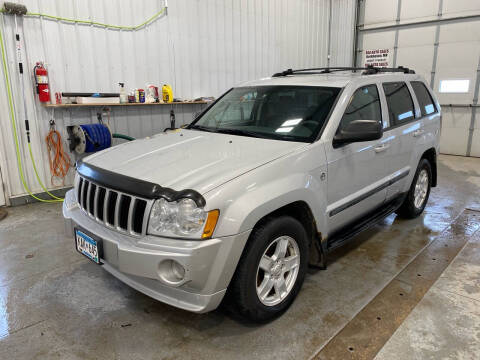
[189,126,295,141]
[214,128,270,139]
[189,125,218,132]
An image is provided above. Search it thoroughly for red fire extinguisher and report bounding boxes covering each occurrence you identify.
[34,62,50,103]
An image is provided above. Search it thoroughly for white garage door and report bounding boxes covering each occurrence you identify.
[357,0,480,157]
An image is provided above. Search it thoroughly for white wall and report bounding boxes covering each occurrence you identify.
[357,0,480,157]
[330,0,357,67]
[0,0,356,203]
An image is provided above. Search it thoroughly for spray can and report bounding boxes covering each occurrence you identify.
[135,89,145,103]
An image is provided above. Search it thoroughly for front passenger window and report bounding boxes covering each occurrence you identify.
[339,85,382,131]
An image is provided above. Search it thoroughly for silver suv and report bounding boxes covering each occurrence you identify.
[63,67,441,321]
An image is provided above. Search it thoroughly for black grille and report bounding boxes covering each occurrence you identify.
[133,199,147,234]
[106,192,118,225]
[76,177,150,235]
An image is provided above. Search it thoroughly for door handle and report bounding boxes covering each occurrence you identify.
[413,129,425,137]
[374,143,390,153]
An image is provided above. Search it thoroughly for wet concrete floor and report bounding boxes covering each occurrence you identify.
[375,217,480,359]
[0,154,479,360]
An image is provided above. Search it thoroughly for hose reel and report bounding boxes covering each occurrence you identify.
[67,123,113,154]
[67,123,135,154]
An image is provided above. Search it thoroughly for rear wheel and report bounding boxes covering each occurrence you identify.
[396,158,432,219]
[228,216,309,322]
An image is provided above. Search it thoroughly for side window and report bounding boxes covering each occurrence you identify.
[382,82,415,125]
[339,85,382,130]
[411,81,436,116]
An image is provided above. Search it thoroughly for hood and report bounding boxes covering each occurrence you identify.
[82,129,306,194]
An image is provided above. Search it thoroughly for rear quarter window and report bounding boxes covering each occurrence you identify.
[411,81,437,116]
[383,82,415,126]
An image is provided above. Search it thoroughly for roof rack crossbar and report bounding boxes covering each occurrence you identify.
[271,65,415,77]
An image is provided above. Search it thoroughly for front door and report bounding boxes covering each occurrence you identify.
[325,84,391,233]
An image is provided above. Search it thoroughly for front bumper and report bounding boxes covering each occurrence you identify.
[63,190,250,313]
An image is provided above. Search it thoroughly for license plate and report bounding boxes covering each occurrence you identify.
[75,229,100,264]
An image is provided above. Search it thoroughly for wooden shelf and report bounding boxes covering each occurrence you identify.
[44,100,209,108]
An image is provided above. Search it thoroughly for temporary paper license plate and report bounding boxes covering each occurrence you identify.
[75,229,100,264]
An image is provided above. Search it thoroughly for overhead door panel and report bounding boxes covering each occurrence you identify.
[364,0,398,26]
[440,107,471,155]
[471,115,480,157]
[360,31,396,67]
[396,26,436,80]
[400,0,440,23]
[358,0,480,157]
[443,0,480,18]
[434,43,480,105]
[435,21,480,156]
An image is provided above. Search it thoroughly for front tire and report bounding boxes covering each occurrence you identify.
[228,216,309,322]
[396,158,432,219]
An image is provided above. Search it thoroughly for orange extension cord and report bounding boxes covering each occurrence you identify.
[45,129,71,186]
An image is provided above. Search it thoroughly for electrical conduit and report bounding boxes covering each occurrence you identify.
[0,6,167,31]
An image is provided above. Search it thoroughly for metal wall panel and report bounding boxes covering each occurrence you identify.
[358,0,480,157]
[0,0,353,201]
[330,0,357,66]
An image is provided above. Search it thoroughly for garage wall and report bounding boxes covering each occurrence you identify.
[356,0,480,157]
[0,0,356,203]
[330,0,357,67]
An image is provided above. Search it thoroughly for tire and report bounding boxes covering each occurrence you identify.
[227,216,309,322]
[396,158,432,219]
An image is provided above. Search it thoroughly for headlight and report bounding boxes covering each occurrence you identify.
[147,198,218,239]
[176,198,207,234]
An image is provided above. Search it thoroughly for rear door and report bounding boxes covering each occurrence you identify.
[381,81,425,200]
[325,84,389,233]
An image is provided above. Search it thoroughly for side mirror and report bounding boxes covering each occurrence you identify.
[333,119,383,146]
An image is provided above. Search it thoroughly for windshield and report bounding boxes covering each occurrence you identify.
[189,85,341,142]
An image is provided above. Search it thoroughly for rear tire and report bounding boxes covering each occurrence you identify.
[396,158,432,219]
[227,216,309,322]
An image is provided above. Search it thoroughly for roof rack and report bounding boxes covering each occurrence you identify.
[271,65,415,77]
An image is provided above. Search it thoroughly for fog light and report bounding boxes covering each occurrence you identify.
[158,260,186,285]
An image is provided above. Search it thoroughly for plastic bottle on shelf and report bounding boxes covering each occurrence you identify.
[162,84,173,103]
[119,83,128,104]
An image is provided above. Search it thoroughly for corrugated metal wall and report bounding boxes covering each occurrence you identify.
[357,0,480,157]
[0,0,355,203]
[330,0,357,66]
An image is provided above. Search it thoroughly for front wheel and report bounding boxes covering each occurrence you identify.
[396,158,432,219]
[227,216,309,322]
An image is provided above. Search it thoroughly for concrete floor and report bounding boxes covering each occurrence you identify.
[375,229,480,360]
[0,154,479,360]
